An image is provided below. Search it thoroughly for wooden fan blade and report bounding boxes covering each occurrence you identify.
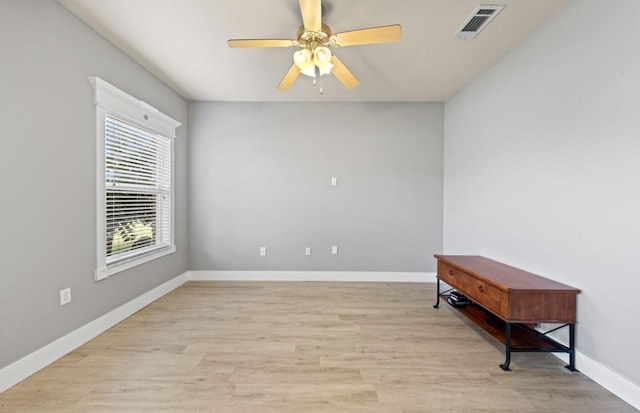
[228,39,295,48]
[277,64,301,90]
[330,55,359,90]
[332,25,402,47]
[299,0,321,32]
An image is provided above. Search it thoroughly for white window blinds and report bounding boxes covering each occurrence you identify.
[105,114,172,266]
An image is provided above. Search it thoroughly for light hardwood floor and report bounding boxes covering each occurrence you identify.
[1,282,636,412]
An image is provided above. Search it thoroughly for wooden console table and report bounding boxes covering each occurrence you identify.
[433,255,580,371]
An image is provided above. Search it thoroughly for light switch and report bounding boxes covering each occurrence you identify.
[331,177,337,186]
[305,247,312,256]
[332,246,338,255]
[260,247,267,256]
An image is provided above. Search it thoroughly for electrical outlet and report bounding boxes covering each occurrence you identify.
[332,245,338,255]
[305,247,312,256]
[260,246,267,256]
[59,288,71,306]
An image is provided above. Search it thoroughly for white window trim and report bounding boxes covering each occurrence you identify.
[90,77,180,281]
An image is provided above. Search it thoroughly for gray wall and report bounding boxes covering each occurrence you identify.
[0,0,188,369]
[189,102,443,272]
[444,0,640,385]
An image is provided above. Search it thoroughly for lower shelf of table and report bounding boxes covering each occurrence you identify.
[447,302,559,350]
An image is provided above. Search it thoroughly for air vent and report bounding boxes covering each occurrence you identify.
[454,5,504,40]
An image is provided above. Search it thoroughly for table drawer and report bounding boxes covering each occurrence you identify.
[456,275,502,315]
[438,262,470,289]
[438,262,502,315]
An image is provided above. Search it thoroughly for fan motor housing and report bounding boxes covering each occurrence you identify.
[297,23,332,48]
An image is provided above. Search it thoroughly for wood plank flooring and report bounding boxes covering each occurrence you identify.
[1,282,636,412]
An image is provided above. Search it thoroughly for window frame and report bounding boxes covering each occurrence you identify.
[90,77,180,281]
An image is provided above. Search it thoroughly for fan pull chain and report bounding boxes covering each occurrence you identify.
[320,74,324,94]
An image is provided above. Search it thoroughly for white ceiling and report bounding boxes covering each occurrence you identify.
[58,0,569,102]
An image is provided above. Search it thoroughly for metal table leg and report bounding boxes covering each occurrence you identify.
[566,323,577,371]
[500,322,512,371]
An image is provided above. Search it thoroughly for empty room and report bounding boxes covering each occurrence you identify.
[1,0,639,411]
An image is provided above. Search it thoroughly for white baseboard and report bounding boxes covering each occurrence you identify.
[551,351,640,410]
[542,328,640,410]
[0,272,189,393]
[188,270,436,283]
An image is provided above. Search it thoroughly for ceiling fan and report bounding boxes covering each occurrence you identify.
[228,0,402,93]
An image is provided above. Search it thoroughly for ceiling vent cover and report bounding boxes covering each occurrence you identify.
[454,5,504,40]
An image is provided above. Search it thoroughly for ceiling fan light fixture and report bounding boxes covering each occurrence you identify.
[301,66,317,78]
[313,46,332,67]
[319,62,333,76]
[313,46,333,76]
[294,46,333,78]
[293,49,313,70]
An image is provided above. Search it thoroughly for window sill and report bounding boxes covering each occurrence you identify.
[95,245,176,281]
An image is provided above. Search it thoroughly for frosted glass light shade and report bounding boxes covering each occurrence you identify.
[293,49,313,70]
[313,46,332,68]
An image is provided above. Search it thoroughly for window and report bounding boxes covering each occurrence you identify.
[90,77,180,280]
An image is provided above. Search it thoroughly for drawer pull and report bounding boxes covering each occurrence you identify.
[448,270,454,276]
[478,285,484,293]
